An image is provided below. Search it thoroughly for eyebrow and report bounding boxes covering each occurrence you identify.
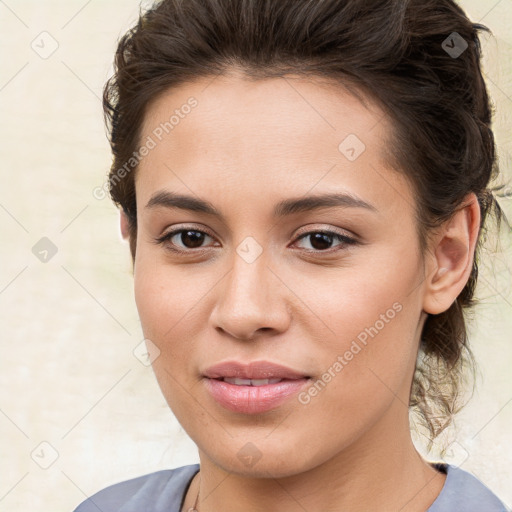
[145,190,377,220]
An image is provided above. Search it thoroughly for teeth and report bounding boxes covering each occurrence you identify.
[223,378,283,386]
[226,378,251,385]
[252,379,271,386]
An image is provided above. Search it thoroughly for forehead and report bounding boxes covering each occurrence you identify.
[136,73,411,219]
[140,73,389,161]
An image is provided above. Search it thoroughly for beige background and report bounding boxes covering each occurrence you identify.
[0,1,511,510]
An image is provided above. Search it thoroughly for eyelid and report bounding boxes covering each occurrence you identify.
[293,224,356,241]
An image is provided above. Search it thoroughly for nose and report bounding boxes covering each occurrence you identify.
[209,250,292,342]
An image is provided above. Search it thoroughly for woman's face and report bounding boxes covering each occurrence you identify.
[133,73,430,477]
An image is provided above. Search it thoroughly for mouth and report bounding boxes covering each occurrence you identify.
[202,360,311,414]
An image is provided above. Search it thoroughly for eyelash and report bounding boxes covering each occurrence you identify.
[154,226,358,255]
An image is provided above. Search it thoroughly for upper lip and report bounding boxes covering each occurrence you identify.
[203,360,309,380]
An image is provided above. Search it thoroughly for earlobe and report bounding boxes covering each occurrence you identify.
[120,209,131,240]
[422,193,481,315]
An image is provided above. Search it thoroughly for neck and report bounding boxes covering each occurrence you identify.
[184,400,446,512]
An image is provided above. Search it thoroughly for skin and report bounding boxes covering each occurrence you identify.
[121,71,480,512]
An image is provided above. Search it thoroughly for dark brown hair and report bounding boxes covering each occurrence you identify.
[103,0,507,442]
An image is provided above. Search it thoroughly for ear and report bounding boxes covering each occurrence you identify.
[120,209,131,240]
[422,193,481,315]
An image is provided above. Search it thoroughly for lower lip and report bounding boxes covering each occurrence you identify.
[204,378,310,414]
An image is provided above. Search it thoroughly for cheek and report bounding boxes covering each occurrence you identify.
[327,300,417,401]
[294,251,422,404]
[133,257,205,415]
[133,252,212,340]
[133,256,201,389]
[295,250,419,350]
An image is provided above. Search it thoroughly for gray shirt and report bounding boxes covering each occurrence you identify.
[72,462,508,511]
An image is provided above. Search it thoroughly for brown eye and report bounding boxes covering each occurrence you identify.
[294,231,357,252]
[155,228,216,252]
[174,230,208,249]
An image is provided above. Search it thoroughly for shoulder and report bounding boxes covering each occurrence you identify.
[428,463,509,512]
[72,463,200,512]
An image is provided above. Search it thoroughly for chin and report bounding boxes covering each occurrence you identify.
[198,435,327,479]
